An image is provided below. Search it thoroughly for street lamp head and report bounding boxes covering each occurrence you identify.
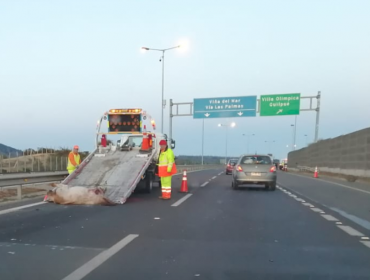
[141,47,150,50]
[218,124,222,127]
[230,122,236,127]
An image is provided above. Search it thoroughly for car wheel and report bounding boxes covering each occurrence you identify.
[232,180,238,190]
[264,184,269,190]
[225,171,228,175]
[269,182,276,191]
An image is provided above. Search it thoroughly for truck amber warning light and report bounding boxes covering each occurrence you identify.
[109,109,142,114]
[108,108,142,132]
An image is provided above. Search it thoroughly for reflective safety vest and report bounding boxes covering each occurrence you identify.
[67,152,81,172]
[157,148,177,177]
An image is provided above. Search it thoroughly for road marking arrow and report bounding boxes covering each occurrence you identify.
[204,113,210,117]
[237,112,243,116]
[276,109,283,114]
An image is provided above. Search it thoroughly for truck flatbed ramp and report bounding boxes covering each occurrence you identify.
[63,148,154,204]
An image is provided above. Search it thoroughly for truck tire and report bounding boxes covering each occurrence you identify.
[269,182,276,191]
[144,172,153,193]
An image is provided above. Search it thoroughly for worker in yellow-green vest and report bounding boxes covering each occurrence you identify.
[157,140,177,199]
[67,145,81,174]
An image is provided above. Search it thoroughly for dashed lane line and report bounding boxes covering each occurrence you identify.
[310,208,324,213]
[200,182,209,187]
[171,194,193,207]
[279,184,370,251]
[360,241,370,249]
[302,203,315,207]
[62,234,138,280]
[321,215,339,221]
[0,202,47,216]
[211,176,217,180]
[337,225,364,237]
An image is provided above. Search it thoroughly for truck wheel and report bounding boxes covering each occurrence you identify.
[269,182,276,191]
[144,173,153,193]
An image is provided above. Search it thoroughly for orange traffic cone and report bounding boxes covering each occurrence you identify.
[140,125,150,153]
[43,194,48,202]
[179,170,189,193]
[314,166,319,178]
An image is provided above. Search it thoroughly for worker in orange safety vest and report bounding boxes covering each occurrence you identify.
[67,145,81,174]
[157,140,177,199]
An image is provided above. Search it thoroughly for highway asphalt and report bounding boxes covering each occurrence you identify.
[0,169,370,280]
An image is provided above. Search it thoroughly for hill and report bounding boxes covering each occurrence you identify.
[0,143,23,158]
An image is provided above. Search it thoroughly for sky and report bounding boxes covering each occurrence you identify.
[1,0,369,160]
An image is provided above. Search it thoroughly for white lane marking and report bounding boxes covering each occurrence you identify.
[361,237,370,240]
[218,172,223,175]
[302,203,315,207]
[336,222,343,225]
[61,234,138,280]
[211,176,217,180]
[337,225,364,237]
[171,194,193,207]
[0,202,47,216]
[360,241,370,249]
[321,215,339,221]
[310,208,324,213]
[200,182,209,187]
[284,172,370,195]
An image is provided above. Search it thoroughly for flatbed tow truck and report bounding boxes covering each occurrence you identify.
[61,108,174,204]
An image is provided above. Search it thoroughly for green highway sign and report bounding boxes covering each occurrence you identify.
[260,93,301,116]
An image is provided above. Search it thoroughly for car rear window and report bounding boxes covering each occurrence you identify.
[240,156,272,165]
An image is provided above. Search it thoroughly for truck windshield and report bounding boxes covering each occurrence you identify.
[130,136,143,147]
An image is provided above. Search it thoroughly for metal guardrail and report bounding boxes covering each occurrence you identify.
[0,165,223,202]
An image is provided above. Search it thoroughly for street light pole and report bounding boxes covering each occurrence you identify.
[225,127,228,164]
[293,115,297,150]
[291,124,295,151]
[218,122,236,164]
[265,140,276,154]
[161,50,165,134]
[201,119,204,165]
[141,45,180,133]
[242,134,254,154]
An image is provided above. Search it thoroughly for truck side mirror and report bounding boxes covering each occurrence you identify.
[171,140,176,149]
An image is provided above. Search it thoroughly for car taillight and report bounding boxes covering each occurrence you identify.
[270,166,276,172]
[237,165,243,172]
[227,164,230,167]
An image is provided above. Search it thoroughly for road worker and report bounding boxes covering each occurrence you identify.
[157,140,177,199]
[67,145,81,174]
